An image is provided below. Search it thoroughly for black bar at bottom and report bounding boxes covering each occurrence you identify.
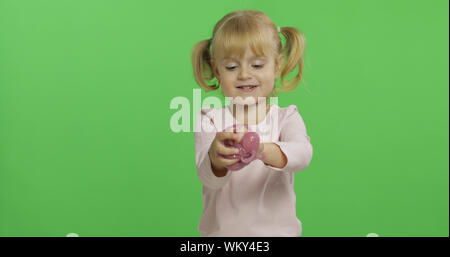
[0,236,447,256]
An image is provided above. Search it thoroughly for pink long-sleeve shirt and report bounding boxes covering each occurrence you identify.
[194,103,313,237]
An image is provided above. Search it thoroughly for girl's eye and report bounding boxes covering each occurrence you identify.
[225,64,264,71]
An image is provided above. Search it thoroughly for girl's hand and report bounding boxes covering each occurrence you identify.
[208,132,241,177]
[229,125,264,161]
[223,124,248,143]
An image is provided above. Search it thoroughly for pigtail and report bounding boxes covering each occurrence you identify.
[277,27,306,93]
[191,39,219,92]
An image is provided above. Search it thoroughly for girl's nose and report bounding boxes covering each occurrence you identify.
[238,66,251,79]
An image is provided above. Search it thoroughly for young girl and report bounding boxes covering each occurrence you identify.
[191,9,313,237]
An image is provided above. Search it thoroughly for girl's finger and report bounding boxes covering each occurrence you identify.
[218,157,240,166]
[217,142,240,155]
[233,132,246,143]
[216,132,235,141]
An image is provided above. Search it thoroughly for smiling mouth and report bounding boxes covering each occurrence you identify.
[236,85,258,90]
[236,85,258,93]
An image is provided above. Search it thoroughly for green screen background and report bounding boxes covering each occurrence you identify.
[0,0,448,237]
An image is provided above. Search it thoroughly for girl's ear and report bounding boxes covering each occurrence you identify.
[275,53,283,78]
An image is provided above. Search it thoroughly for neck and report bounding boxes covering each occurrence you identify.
[231,99,270,125]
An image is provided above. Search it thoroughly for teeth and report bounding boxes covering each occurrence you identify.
[238,86,256,89]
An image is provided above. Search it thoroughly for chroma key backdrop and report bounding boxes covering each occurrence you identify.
[0,0,448,237]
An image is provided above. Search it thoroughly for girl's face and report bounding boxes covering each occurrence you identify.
[213,46,282,105]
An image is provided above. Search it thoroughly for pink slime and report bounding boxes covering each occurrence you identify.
[218,124,265,171]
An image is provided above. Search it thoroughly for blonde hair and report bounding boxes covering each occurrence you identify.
[191,9,305,95]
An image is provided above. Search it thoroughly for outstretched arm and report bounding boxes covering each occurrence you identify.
[262,105,313,173]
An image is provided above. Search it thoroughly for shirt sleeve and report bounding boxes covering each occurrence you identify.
[265,105,313,173]
[194,108,232,190]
